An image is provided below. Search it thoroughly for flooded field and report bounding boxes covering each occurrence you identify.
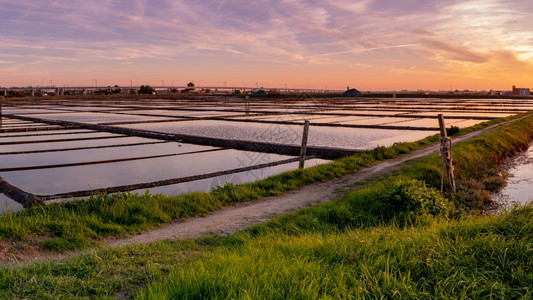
[0,96,529,213]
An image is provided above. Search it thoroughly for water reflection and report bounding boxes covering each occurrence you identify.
[130,158,329,195]
[496,144,533,207]
[118,120,437,150]
[1,149,294,195]
[0,193,23,215]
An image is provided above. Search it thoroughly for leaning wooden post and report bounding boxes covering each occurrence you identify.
[0,176,44,207]
[299,120,310,169]
[438,114,456,193]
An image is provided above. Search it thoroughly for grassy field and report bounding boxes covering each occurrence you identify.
[0,114,532,298]
[1,203,532,299]
[138,205,533,299]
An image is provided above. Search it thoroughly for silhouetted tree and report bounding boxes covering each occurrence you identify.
[138,85,155,94]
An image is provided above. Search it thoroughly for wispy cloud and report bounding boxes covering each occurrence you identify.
[0,0,532,88]
[306,44,419,58]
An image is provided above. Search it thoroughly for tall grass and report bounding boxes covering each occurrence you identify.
[138,205,533,299]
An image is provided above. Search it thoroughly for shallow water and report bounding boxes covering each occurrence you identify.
[120,109,247,118]
[0,136,154,153]
[118,120,437,150]
[131,158,330,195]
[49,106,131,112]
[0,142,211,169]
[0,131,118,144]
[496,144,533,206]
[1,149,294,195]
[0,193,23,214]
[2,109,63,114]
[23,112,177,124]
[409,111,513,118]
[0,129,93,138]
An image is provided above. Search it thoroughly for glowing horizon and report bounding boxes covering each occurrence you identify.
[1,0,532,90]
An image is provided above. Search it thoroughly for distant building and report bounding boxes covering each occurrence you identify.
[187,82,195,88]
[512,85,531,96]
[342,87,362,97]
[253,89,267,95]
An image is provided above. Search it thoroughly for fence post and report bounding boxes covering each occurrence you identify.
[299,120,310,169]
[245,95,250,115]
[438,114,456,192]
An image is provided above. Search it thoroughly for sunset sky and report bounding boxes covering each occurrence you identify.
[1,0,532,90]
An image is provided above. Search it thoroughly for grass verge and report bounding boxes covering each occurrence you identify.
[138,205,533,299]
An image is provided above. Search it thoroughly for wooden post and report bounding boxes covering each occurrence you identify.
[0,176,45,207]
[299,120,310,169]
[438,114,456,192]
[438,114,447,138]
[245,95,250,116]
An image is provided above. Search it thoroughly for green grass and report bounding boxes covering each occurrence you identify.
[2,205,531,299]
[0,241,202,299]
[138,205,533,299]
[1,114,532,299]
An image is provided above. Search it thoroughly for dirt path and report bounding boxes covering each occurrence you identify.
[4,115,530,266]
[109,116,526,247]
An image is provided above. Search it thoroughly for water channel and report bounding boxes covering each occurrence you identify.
[495,143,533,207]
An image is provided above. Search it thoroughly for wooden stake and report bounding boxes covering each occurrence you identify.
[438,114,447,137]
[438,114,456,192]
[299,120,310,169]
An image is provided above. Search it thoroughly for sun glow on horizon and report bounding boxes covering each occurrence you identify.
[0,0,532,90]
